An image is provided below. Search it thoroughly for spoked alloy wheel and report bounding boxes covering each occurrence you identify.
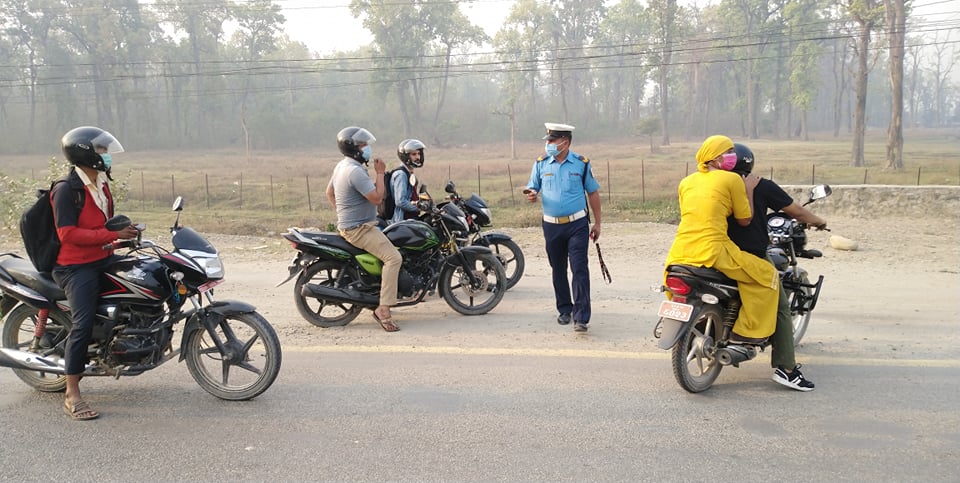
[184,311,281,401]
[293,260,362,327]
[788,275,813,346]
[485,239,525,290]
[438,252,506,315]
[671,305,723,393]
[1,304,70,392]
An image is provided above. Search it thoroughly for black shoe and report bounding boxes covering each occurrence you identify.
[557,314,572,325]
[773,364,815,392]
[573,322,588,332]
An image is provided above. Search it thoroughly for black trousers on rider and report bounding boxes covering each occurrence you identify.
[52,255,121,375]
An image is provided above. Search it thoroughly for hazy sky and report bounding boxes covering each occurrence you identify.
[277,0,958,55]
[280,0,513,54]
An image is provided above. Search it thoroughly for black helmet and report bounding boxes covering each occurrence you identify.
[732,143,754,176]
[337,126,376,163]
[397,138,425,169]
[61,126,123,172]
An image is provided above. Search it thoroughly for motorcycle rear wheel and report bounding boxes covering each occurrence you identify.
[1,304,70,392]
[294,260,362,327]
[671,305,723,393]
[184,311,281,401]
[438,252,507,315]
[788,275,813,346]
[484,239,525,290]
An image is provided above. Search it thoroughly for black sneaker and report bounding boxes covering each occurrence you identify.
[772,364,815,392]
[557,314,572,325]
[573,322,588,332]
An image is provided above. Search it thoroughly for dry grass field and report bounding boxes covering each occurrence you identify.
[1,128,957,236]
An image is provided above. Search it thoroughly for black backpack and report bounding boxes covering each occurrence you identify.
[19,179,84,274]
[377,169,396,220]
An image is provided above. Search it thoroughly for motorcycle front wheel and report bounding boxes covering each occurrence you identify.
[184,311,281,401]
[294,260,362,327]
[481,238,525,290]
[1,304,70,392]
[438,252,507,315]
[787,275,813,346]
[671,305,723,393]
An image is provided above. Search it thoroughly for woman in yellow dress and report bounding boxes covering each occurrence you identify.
[664,135,778,341]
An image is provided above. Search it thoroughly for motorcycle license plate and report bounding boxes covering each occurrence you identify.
[657,300,693,322]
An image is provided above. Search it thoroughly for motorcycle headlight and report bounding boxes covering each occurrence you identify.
[194,256,225,279]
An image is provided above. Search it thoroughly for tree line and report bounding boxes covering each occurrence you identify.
[1,0,956,170]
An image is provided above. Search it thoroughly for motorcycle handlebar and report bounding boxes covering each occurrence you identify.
[102,239,137,251]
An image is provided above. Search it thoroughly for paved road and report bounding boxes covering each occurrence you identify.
[1,347,957,482]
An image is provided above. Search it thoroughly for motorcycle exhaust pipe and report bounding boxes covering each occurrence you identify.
[716,345,758,367]
[300,283,379,306]
[0,347,68,374]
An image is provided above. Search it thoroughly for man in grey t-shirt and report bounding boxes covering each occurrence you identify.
[325,126,403,332]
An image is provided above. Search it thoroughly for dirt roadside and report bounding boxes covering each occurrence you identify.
[2,213,958,362]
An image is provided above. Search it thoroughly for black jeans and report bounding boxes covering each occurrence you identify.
[52,255,120,375]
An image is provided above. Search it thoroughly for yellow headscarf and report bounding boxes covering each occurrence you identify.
[695,135,734,173]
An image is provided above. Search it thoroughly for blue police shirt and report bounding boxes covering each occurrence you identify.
[526,150,600,218]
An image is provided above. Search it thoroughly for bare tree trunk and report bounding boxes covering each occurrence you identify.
[832,39,847,138]
[850,17,873,167]
[884,0,905,170]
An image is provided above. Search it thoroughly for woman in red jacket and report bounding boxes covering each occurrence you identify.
[51,126,139,420]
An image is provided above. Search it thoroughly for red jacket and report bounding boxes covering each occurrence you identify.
[52,169,119,266]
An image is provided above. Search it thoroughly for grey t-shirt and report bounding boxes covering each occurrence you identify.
[327,157,377,230]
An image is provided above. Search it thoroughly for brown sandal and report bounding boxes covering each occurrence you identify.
[372,311,400,332]
[63,399,99,421]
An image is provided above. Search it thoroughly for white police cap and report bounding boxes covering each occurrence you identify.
[543,122,575,140]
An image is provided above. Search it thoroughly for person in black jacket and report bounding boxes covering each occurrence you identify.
[725,143,826,392]
[53,126,139,420]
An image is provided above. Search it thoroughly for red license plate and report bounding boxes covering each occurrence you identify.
[657,300,693,322]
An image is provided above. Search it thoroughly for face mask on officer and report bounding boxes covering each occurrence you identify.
[361,145,372,161]
[544,139,566,158]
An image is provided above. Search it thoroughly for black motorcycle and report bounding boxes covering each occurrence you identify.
[653,185,830,393]
[278,184,507,328]
[440,181,525,290]
[0,197,281,401]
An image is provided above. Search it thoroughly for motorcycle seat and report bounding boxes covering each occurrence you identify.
[297,231,366,256]
[0,256,66,301]
[665,264,737,285]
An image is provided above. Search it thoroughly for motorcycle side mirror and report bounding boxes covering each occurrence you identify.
[444,180,456,193]
[172,196,184,211]
[809,185,832,201]
[419,184,428,194]
[105,215,132,232]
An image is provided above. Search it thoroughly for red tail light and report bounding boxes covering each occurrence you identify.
[665,276,691,295]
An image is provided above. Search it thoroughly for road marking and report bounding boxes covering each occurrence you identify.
[284,345,960,368]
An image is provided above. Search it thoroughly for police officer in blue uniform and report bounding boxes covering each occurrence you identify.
[524,123,602,332]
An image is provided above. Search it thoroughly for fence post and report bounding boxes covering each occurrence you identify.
[507,164,515,206]
[306,175,312,211]
[917,166,921,186]
[863,168,868,184]
[769,166,773,182]
[811,164,815,184]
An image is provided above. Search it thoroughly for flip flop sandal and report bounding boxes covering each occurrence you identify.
[64,399,99,421]
[372,311,400,332]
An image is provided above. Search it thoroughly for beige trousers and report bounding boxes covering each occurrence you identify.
[339,222,402,306]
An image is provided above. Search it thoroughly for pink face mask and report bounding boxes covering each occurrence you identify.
[719,152,738,171]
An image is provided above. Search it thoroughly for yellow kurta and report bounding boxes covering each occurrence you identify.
[665,169,778,339]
